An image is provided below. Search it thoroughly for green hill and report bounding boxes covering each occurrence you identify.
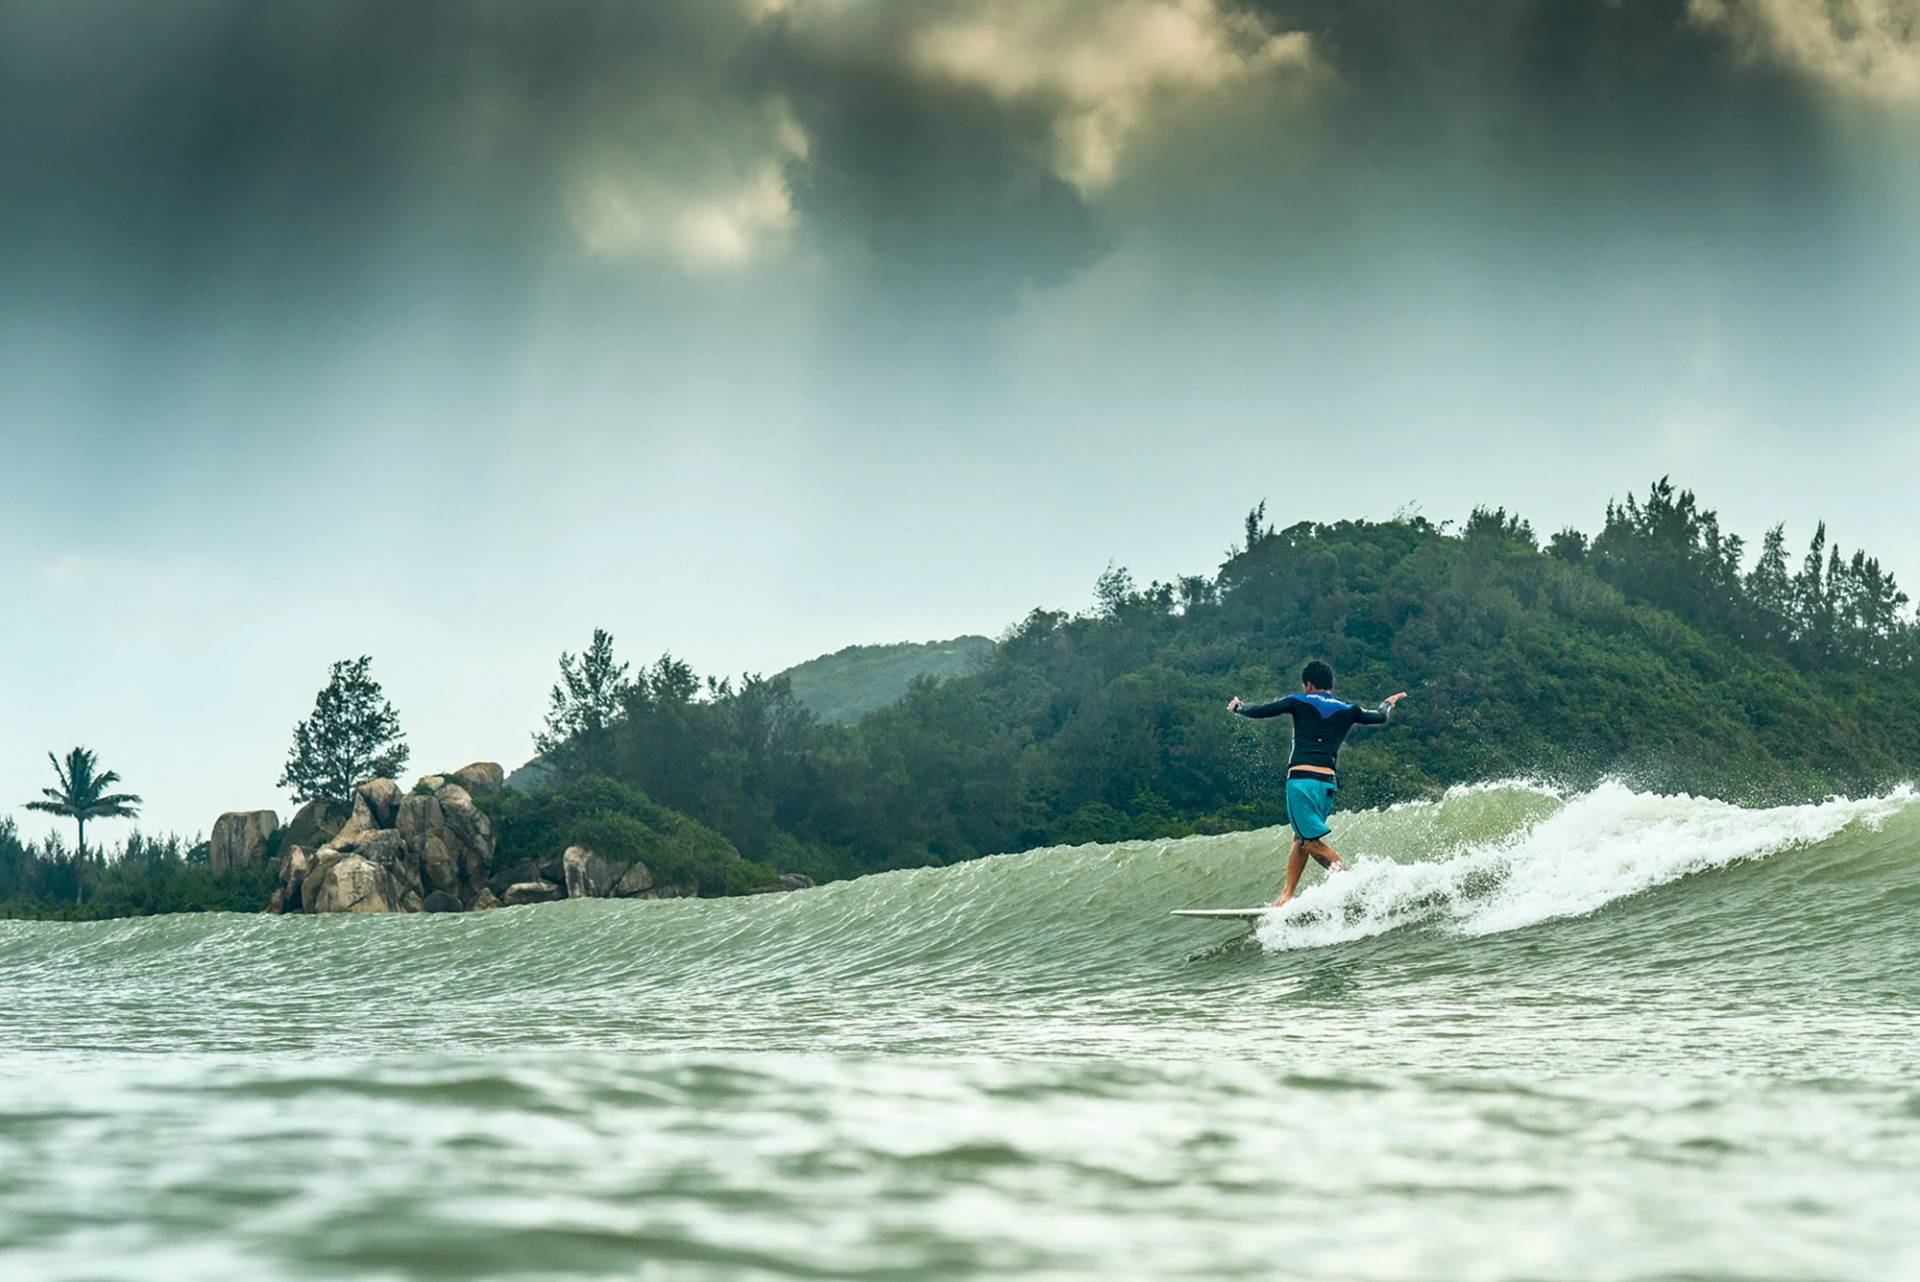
[777,636,994,723]
[544,480,1918,883]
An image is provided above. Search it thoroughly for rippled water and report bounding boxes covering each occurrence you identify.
[4,782,1917,1280]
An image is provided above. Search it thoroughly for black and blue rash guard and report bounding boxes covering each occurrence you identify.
[1232,691,1391,778]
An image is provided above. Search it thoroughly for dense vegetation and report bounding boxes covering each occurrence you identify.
[780,637,995,723]
[0,821,275,921]
[481,776,777,897]
[532,480,1918,883]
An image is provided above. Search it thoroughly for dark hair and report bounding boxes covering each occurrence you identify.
[1301,660,1334,690]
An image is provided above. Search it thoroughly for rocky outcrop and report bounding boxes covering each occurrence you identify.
[612,861,655,898]
[345,777,404,835]
[450,762,504,794]
[283,798,349,851]
[488,859,543,896]
[308,852,406,913]
[747,873,815,895]
[283,770,501,915]
[210,810,278,873]
[247,759,808,916]
[502,881,564,906]
[305,827,423,914]
[563,846,617,899]
[396,782,494,903]
[268,844,315,913]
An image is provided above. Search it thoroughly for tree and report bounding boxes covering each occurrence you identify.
[534,628,632,777]
[24,746,142,859]
[278,656,409,803]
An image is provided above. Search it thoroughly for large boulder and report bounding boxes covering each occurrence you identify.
[563,846,617,898]
[283,798,349,851]
[449,762,504,794]
[488,859,543,897]
[397,781,496,904]
[469,887,500,912]
[341,778,403,839]
[210,810,278,873]
[612,861,655,898]
[304,828,422,913]
[747,873,816,895]
[270,844,316,913]
[307,853,405,913]
[421,890,463,913]
[502,880,564,906]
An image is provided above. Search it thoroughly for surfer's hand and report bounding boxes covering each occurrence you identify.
[1227,695,1242,712]
[1385,691,1408,706]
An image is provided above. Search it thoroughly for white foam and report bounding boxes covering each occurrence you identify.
[1255,781,1914,952]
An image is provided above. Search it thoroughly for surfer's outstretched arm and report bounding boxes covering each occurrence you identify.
[1228,694,1298,718]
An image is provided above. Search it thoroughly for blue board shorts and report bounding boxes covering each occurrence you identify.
[1284,777,1338,841]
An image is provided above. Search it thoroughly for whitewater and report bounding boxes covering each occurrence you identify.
[3,781,1917,1280]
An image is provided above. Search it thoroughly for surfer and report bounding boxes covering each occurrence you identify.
[1228,661,1407,907]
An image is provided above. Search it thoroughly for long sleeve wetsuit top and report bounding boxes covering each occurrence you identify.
[1232,692,1391,779]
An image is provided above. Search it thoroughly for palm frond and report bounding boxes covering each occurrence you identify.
[24,799,73,815]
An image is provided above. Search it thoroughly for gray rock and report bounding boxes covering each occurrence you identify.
[302,828,423,913]
[397,794,459,896]
[643,883,698,900]
[431,784,494,887]
[416,774,447,793]
[307,853,404,913]
[347,778,403,834]
[209,810,279,873]
[273,844,315,913]
[488,859,543,896]
[612,861,655,897]
[502,880,564,906]
[396,783,495,900]
[563,845,616,898]
[449,762,504,794]
[284,798,349,851]
[421,890,464,913]
[469,887,500,912]
[747,873,816,895]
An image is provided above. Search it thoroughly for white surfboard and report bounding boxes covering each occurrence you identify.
[1170,908,1271,920]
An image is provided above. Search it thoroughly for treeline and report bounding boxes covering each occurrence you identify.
[531,479,1918,881]
[0,820,275,921]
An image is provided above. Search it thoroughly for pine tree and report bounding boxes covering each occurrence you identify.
[278,657,409,803]
[534,628,631,777]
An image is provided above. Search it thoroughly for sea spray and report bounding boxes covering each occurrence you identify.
[1256,781,1915,951]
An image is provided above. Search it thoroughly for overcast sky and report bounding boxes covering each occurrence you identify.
[4,0,1918,841]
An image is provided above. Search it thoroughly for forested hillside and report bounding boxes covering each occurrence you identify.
[534,480,1918,883]
[778,637,995,723]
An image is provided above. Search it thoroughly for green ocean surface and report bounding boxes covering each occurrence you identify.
[3,781,1916,1280]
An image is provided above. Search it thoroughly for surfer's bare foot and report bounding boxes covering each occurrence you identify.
[1269,894,1291,909]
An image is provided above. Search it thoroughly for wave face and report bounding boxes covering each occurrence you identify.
[3,783,1918,1280]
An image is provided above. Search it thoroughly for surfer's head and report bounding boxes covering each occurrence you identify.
[1301,660,1333,692]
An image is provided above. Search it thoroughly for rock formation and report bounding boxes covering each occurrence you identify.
[283,798,348,851]
[252,759,808,915]
[748,873,816,895]
[563,845,616,898]
[209,810,278,872]
[270,769,500,915]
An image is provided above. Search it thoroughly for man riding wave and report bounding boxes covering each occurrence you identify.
[1228,660,1407,907]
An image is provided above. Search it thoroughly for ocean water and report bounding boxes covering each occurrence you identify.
[3,781,1917,1281]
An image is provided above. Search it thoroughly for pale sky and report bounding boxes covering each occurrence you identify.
[4,0,1918,841]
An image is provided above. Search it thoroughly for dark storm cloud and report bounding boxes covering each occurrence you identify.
[0,0,1911,316]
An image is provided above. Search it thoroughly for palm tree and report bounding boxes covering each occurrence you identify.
[25,746,142,859]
